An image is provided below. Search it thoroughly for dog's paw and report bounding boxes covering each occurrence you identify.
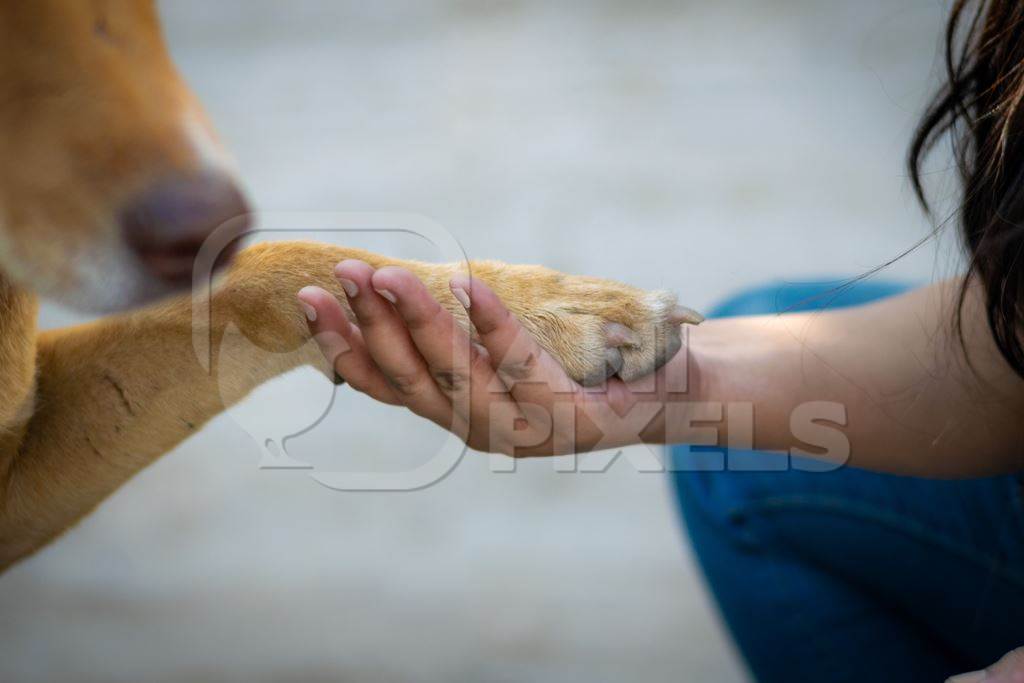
[476,265,702,386]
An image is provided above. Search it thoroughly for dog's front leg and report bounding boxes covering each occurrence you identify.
[0,243,353,568]
[0,241,691,568]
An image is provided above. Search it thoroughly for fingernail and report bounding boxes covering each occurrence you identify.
[300,301,317,322]
[375,288,397,304]
[450,282,471,309]
[337,277,359,298]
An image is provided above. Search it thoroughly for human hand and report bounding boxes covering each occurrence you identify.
[297,260,692,456]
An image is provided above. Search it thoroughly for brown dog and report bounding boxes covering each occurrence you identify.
[0,0,697,570]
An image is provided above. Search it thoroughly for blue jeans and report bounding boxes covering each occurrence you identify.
[670,281,1024,682]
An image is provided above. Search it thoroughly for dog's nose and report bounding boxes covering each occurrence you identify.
[120,172,252,286]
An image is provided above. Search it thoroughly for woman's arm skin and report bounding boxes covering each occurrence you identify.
[687,279,1024,476]
[299,266,1024,477]
[948,646,1024,682]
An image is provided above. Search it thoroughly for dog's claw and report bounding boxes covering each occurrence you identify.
[606,322,640,347]
[605,346,625,375]
[668,305,704,326]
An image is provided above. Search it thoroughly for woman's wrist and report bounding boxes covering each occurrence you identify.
[649,316,787,449]
[631,323,714,445]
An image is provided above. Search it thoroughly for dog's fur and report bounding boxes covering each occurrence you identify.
[0,0,691,570]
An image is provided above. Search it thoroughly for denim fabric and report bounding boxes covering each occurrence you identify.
[670,280,1024,681]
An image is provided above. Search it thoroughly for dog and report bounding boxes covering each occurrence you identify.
[0,0,698,570]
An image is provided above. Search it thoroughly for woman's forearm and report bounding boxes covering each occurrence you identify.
[665,279,1024,476]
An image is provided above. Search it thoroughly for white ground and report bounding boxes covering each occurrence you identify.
[1,1,957,681]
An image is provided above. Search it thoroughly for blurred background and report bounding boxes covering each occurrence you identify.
[1,1,960,681]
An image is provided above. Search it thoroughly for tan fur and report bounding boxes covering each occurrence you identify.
[0,2,687,569]
[0,242,681,568]
[0,0,226,309]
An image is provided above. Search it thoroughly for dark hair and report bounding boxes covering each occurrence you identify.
[910,0,1024,375]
